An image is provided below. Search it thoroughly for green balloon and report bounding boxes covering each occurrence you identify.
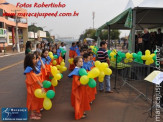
[49,76,53,80]
[46,90,55,99]
[43,80,52,88]
[79,68,88,76]
[60,73,63,79]
[54,55,58,59]
[153,55,156,61]
[88,78,96,88]
[133,53,137,58]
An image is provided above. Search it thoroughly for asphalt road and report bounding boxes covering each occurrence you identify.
[0,49,158,122]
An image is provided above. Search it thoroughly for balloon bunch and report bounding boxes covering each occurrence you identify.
[94,61,112,82]
[110,49,117,62]
[51,66,63,84]
[60,48,67,57]
[124,52,133,63]
[34,80,56,110]
[48,52,54,60]
[115,51,126,63]
[78,68,97,88]
[141,50,155,65]
[90,46,99,55]
[68,58,74,64]
[107,50,112,59]
[132,51,143,64]
[55,61,67,73]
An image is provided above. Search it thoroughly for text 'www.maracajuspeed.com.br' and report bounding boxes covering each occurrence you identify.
[3,11,79,18]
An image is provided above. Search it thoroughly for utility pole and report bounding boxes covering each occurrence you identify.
[92,12,95,29]
[15,10,21,52]
[31,22,37,50]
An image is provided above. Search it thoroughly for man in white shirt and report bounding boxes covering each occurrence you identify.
[60,42,67,60]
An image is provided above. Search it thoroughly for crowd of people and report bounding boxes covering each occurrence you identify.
[23,40,113,120]
[24,41,67,120]
[135,28,163,53]
[68,41,113,119]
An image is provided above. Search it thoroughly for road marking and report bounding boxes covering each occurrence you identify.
[0,60,23,72]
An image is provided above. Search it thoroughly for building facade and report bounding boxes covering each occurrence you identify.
[0,0,28,52]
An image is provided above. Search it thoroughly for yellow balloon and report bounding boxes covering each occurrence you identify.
[43,97,52,110]
[60,62,65,66]
[110,52,115,57]
[88,67,100,78]
[128,58,133,62]
[145,60,150,65]
[51,78,58,86]
[49,55,54,60]
[124,59,128,64]
[56,65,61,69]
[34,89,46,98]
[80,75,89,85]
[51,66,58,76]
[111,57,116,62]
[104,68,112,75]
[141,56,147,60]
[53,60,57,65]
[68,59,71,63]
[101,63,108,69]
[99,71,105,78]
[54,74,61,80]
[61,66,67,71]
[48,52,53,56]
[95,61,101,67]
[98,77,104,82]
[145,50,150,55]
[151,53,155,57]
[126,53,130,59]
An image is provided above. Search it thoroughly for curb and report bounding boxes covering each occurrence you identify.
[0,52,25,58]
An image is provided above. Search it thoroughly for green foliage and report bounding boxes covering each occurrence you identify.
[79,29,120,41]
[28,25,43,32]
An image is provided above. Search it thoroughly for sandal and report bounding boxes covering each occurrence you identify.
[30,115,41,120]
[81,114,87,119]
[34,112,42,117]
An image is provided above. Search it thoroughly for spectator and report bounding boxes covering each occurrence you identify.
[156,28,163,47]
[36,43,42,54]
[142,28,150,52]
[137,33,143,52]
[40,41,45,50]
[60,42,67,60]
[97,41,113,93]
[150,32,157,52]
[25,41,32,55]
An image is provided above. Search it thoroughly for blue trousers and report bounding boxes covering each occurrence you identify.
[99,75,111,91]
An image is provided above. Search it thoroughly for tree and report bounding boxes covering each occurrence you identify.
[79,28,120,41]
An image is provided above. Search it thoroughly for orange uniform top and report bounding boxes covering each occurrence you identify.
[71,75,91,120]
[24,67,43,111]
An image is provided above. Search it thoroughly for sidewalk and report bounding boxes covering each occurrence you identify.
[0,50,25,58]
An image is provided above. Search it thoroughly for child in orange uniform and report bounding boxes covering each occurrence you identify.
[82,53,96,103]
[68,56,91,120]
[41,49,54,91]
[24,54,45,120]
[69,43,76,70]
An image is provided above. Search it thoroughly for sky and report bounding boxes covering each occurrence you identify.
[6,0,144,39]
